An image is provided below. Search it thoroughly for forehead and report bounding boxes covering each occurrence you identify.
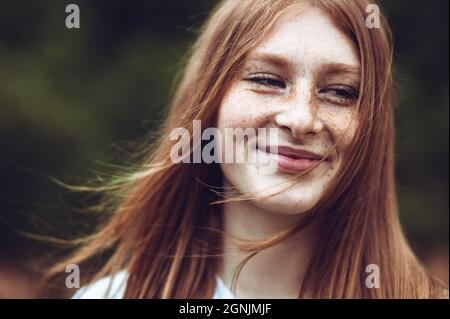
[253,6,360,70]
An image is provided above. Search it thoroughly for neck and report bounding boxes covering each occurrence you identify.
[219,200,316,298]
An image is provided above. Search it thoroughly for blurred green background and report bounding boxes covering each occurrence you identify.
[0,1,448,297]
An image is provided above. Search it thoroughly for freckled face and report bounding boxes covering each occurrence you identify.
[217,6,361,214]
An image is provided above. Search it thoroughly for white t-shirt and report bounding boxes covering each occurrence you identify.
[72,270,235,299]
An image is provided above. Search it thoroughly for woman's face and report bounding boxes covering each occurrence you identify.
[217,6,361,214]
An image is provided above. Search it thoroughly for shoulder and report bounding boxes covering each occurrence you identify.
[72,270,128,299]
[213,276,235,299]
[71,272,234,299]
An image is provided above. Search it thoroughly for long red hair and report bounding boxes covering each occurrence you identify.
[43,0,447,298]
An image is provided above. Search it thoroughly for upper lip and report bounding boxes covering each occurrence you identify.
[263,145,325,160]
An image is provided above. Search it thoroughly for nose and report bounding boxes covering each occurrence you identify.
[274,83,323,139]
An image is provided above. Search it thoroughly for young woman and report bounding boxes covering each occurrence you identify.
[46,0,448,298]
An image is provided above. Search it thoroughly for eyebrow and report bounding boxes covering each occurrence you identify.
[246,53,361,78]
[321,63,361,79]
[246,52,290,69]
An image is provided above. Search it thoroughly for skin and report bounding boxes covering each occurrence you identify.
[216,6,361,298]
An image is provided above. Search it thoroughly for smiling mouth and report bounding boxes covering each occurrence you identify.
[259,145,328,174]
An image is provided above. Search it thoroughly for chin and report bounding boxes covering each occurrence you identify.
[250,183,323,215]
[222,163,327,215]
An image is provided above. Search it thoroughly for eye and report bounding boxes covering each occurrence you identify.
[317,85,359,106]
[244,73,286,89]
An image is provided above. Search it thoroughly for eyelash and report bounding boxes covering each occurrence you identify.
[244,73,286,89]
[244,73,358,106]
[317,86,359,105]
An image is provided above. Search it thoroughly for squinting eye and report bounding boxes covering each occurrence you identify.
[245,73,286,89]
[318,85,358,105]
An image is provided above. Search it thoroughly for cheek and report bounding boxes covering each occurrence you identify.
[319,107,358,155]
[217,84,273,130]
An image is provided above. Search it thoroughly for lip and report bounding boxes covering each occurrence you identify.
[261,145,326,174]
